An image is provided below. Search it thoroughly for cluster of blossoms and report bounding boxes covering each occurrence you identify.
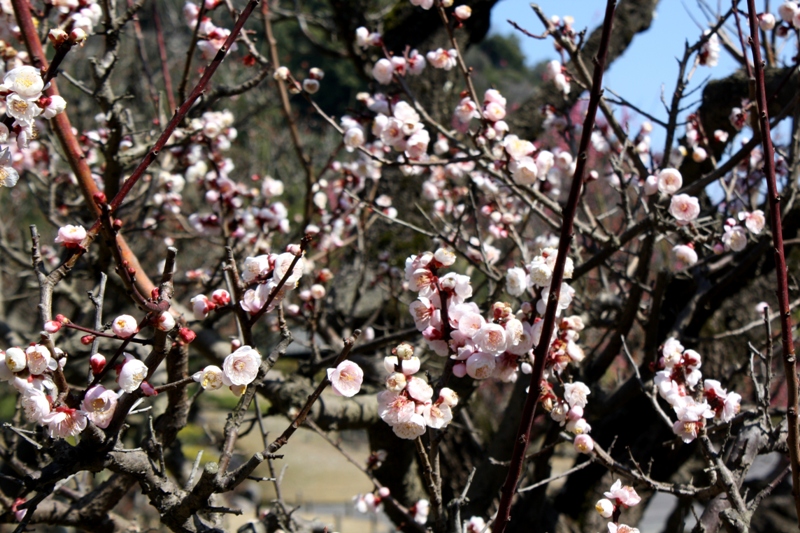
[654,338,741,443]
[719,210,765,252]
[698,29,720,67]
[48,0,102,40]
[360,100,431,162]
[191,245,304,319]
[192,345,263,396]
[0,65,67,187]
[377,342,459,439]
[643,168,700,225]
[543,59,570,95]
[183,1,238,59]
[541,380,594,453]
[595,479,642,533]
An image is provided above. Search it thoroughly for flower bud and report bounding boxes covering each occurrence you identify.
[274,66,290,81]
[574,434,594,454]
[44,320,61,333]
[178,327,196,344]
[303,79,320,94]
[81,335,95,345]
[309,67,325,80]
[394,342,414,360]
[48,29,69,46]
[595,498,614,517]
[454,5,472,20]
[386,372,407,392]
[90,353,106,375]
[69,28,87,45]
[4,347,25,373]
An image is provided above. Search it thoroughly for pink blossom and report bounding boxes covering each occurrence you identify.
[54,225,86,247]
[608,525,640,533]
[111,314,138,338]
[327,360,364,397]
[668,194,700,222]
[574,434,594,454]
[21,387,51,423]
[406,376,433,402]
[42,407,88,438]
[83,385,117,428]
[191,294,214,320]
[604,479,641,507]
[657,168,682,195]
[722,225,747,252]
[211,289,231,305]
[739,209,765,234]
[155,311,176,332]
[422,401,452,429]
[564,381,591,409]
[26,345,54,375]
[426,48,457,70]
[377,390,415,425]
[673,244,698,267]
[455,97,480,123]
[223,346,261,386]
[473,323,508,354]
[466,351,496,379]
[392,413,427,439]
[454,5,472,20]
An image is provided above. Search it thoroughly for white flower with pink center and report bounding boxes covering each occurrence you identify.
[377,390,415,425]
[657,168,682,195]
[83,385,117,428]
[118,354,149,393]
[503,134,534,160]
[574,434,594,454]
[673,244,698,267]
[223,346,261,386]
[563,381,590,409]
[604,479,642,507]
[668,194,700,223]
[406,376,433,403]
[54,225,86,247]
[739,209,765,234]
[327,360,364,397]
[42,407,88,438]
[423,402,452,429]
[392,413,427,439]
[241,255,270,284]
[26,345,54,375]
[466,351,496,379]
[272,251,304,287]
[426,48,457,70]
[3,66,44,99]
[111,315,138,338]
[722,225,747,252]
[21,387,51,423]
[473,323,508,354]
[409,298,434,330]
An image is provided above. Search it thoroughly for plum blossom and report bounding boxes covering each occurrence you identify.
[595,498,614,518]
[83,385,117,428]
[54,225,86,247]
[111,315,138,338]
[21,388,51,423]
[192,365,224,390]
[426,48,457,70]
[2,66,44,99]
[466,351,496,379]
[372,58,394,84]
[608,525,640,533]
[327,360,364,397]
[42,407,88,438]
[657,168,682,195]
[223,346,261,386]
[506,267,528,296]
[722,225,747,252]
[739,210,765,234]
[563,381,590,409]
[5,347,26,374]
[118,354,149,393]
[604,479,641,507]
[574,434,594,454]
[392,413,427,439]
[673,244,698,267]
[668,194,700,223]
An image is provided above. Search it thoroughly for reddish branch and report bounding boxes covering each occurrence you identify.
[745,0,800,522]
[490,1,617,531]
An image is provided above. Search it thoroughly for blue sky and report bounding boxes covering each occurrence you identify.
[490,0,748,152]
